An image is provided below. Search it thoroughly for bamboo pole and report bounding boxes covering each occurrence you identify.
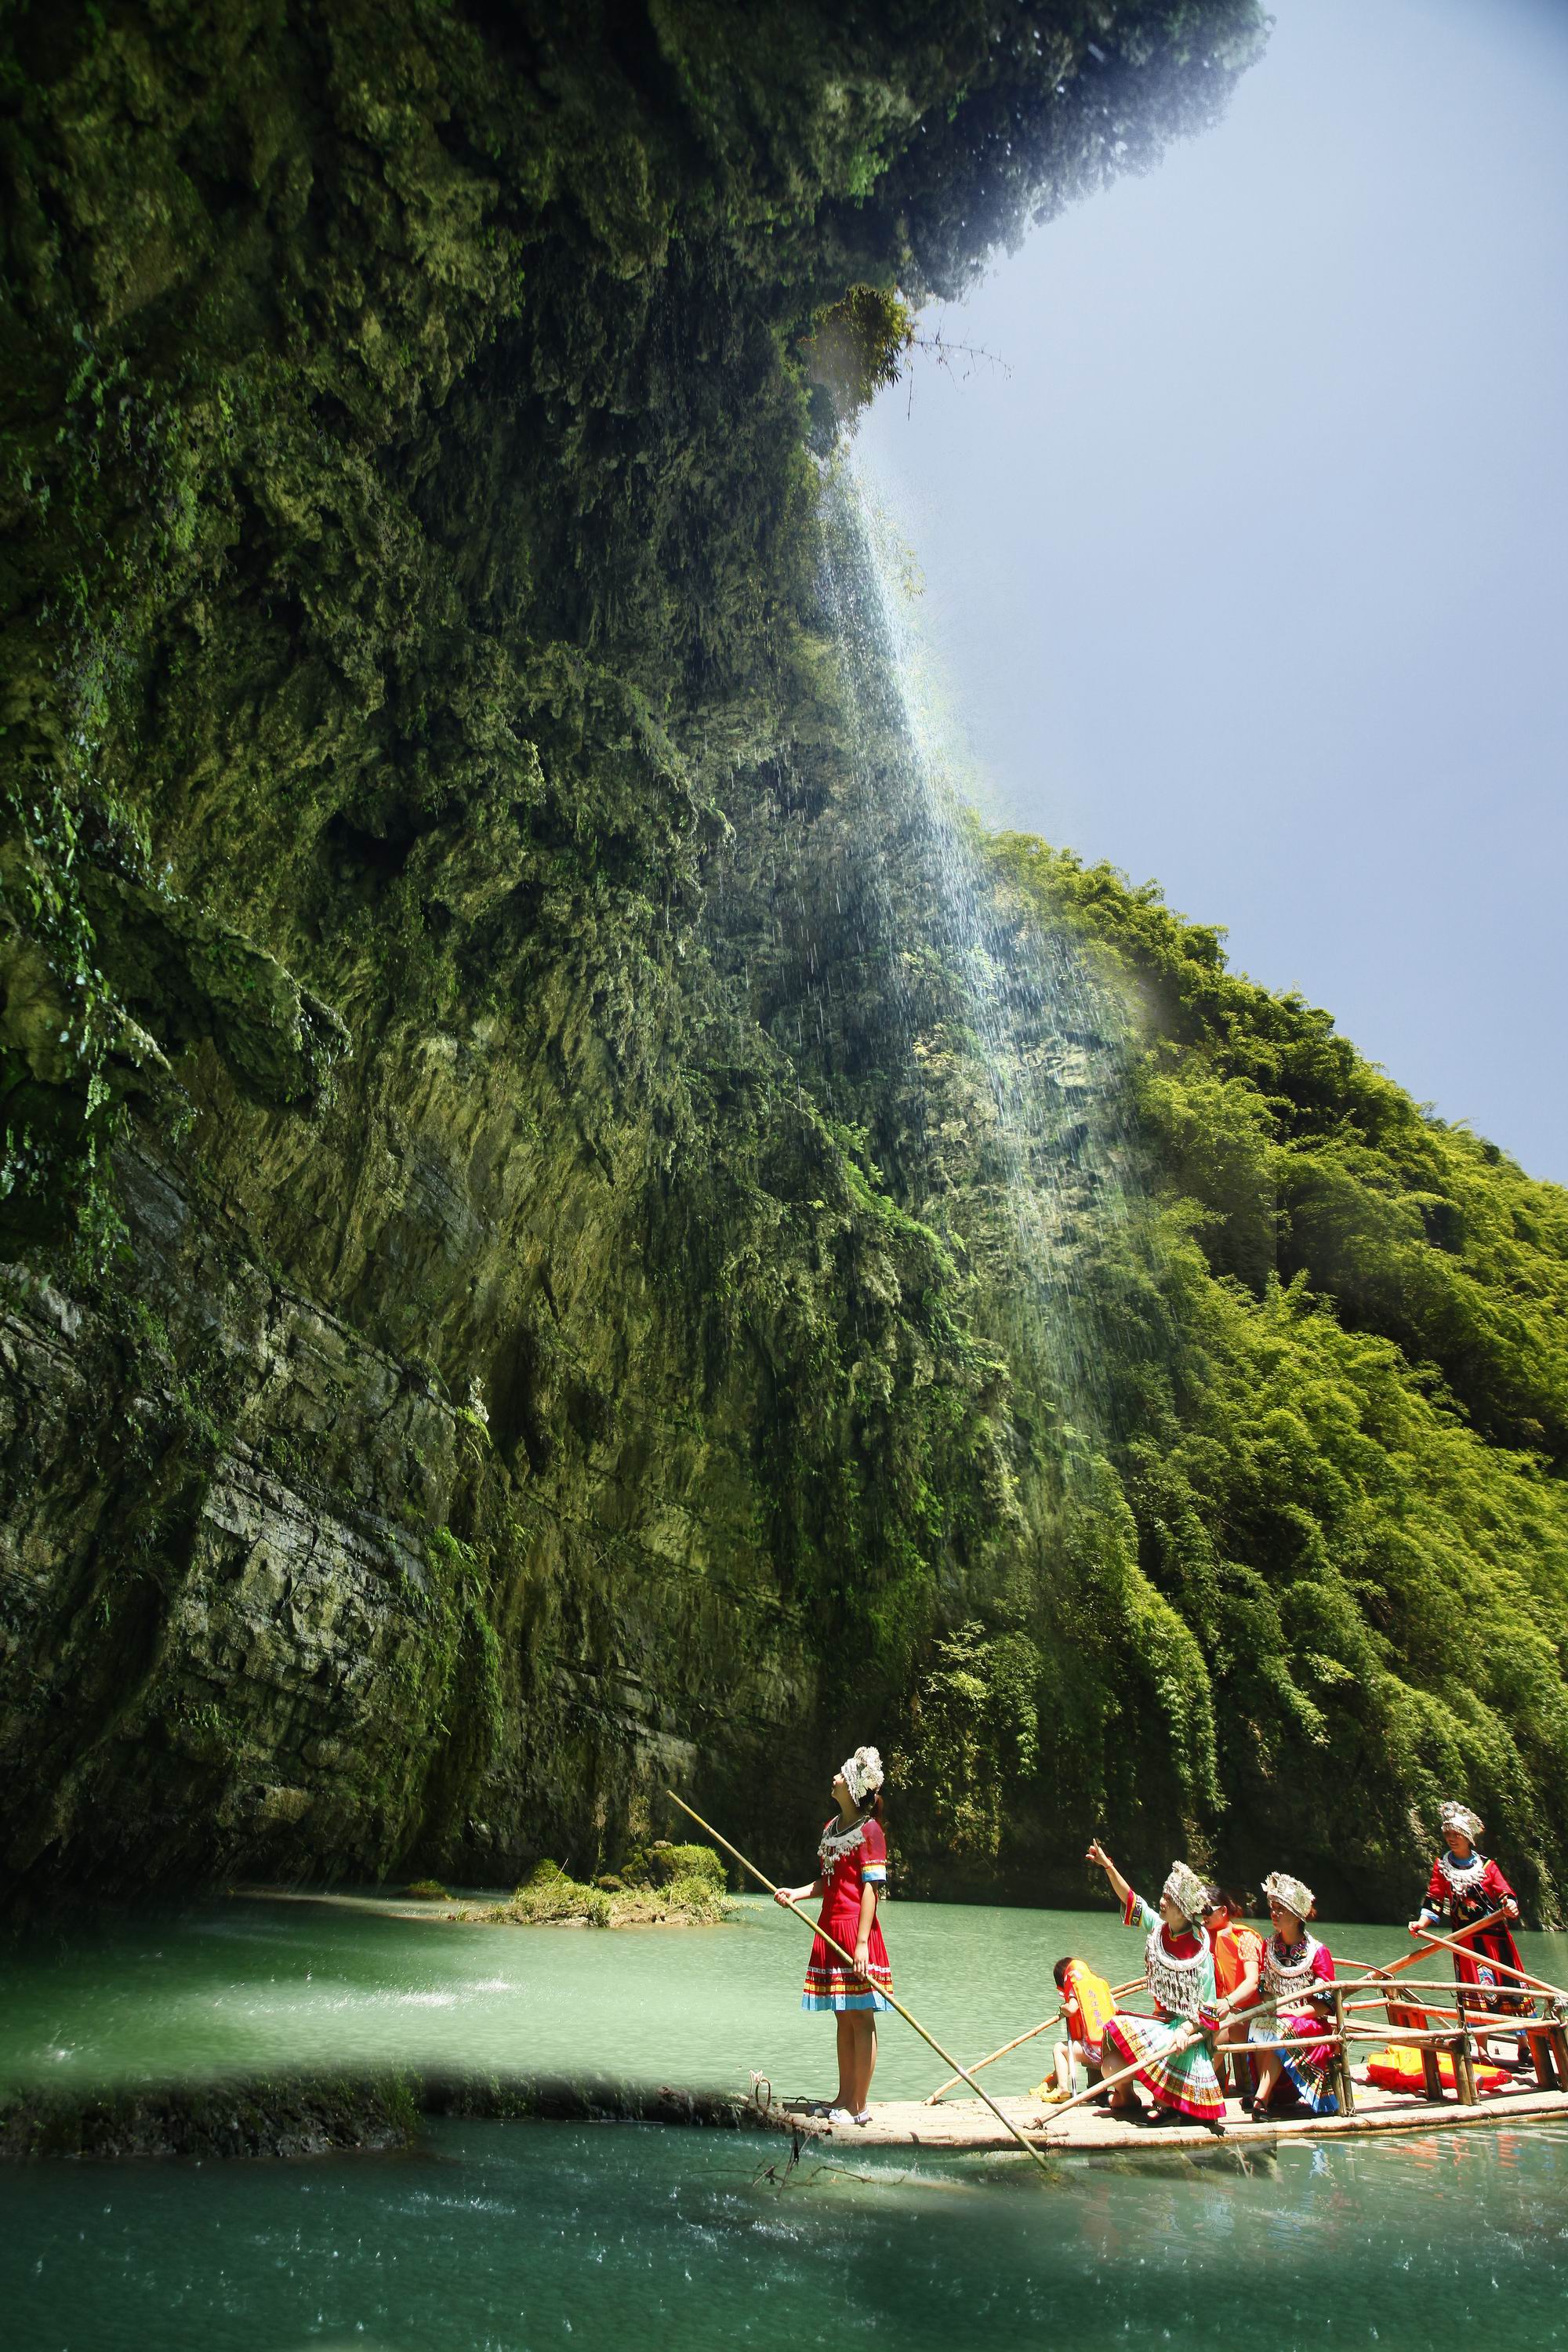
[1407,1920,1566,2002]
[1343,1996,1461,2023]
[1037,1994,1295,2132]
[1244,2032,1347,2056]
[662,1789,1052,2173]
[923,1976,1146,2105]
[1341,1980,1478,1995]
[1336,1910,1505,1984]
[1033,2022,1203,2129]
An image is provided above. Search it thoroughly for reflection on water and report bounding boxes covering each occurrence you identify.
[5,2115,1568,2351]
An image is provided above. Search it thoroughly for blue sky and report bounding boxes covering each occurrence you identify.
[862,0,1568,1183]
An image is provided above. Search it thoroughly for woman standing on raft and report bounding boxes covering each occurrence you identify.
[1412,1801,1525,1990]
[776,1746,891,2125]
[1249,1871,1338,2116]
[1086,1839,1225,2128]
[1411,1800,1526,2055]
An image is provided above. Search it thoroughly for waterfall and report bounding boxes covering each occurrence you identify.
[811,452,1148,1439]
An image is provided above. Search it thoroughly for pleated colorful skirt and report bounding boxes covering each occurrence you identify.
[801,1917,892,2013]
[1250,2013,1338,2114]
[1102,2011,1225,2122]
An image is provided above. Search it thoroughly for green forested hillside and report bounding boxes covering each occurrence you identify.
[978,839,1568,1914]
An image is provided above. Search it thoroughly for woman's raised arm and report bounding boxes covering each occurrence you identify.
[1087,1838,1133,1911]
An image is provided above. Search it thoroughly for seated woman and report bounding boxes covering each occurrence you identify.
[1086,1838,1225,2129]
[1249,1871,1338,2116]
[1201,1884,1265,2095]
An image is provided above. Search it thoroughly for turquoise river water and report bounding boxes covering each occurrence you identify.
[4,1892,1568,2350]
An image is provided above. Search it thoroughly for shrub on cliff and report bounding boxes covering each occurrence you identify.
[801,285,916,422]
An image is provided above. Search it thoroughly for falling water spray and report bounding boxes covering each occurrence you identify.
[814,451,1149,1436]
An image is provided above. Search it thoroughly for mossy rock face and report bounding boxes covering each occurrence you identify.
[3,2,1568,1927]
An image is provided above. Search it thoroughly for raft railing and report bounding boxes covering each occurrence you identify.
[1337,1963,1568,2096]
[1044,1977,1568,2121]
[1338,1981,1568,2106]
[935,1949,1568,2123]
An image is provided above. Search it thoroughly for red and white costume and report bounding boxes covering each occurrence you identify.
[800,1813,891,2012]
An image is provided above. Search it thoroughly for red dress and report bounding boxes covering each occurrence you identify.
[800,1815,892,2011]
[1420,1850,1526,2011]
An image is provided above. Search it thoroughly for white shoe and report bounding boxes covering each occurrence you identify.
[826,2107,855,2125]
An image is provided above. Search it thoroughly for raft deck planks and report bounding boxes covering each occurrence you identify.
[768,2079,1568,2154]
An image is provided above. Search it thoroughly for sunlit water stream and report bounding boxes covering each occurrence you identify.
[5,1895,1568,2348]
[816,456,1146,1426]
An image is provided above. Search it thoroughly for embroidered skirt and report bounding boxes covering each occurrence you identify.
[1250,2012,1338,2114]
[801,1918,892,2013]
[1102,2011,1225,2122]
[1452,1927,1530,2014]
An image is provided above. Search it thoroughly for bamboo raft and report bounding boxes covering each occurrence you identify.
[751,1969,1568,2156]
[761,2074,1568,2155]
[660,1795,1568,2163]
[733,1972,1568,2157]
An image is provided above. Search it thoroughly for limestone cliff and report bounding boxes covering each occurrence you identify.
[4,2,1565,1922]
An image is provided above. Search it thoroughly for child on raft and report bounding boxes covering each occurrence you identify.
[1032,1955,1116,2103]
[1248,1870,1338,2116]
[775,1744,891,2125]
[1086,1838,1225,2128]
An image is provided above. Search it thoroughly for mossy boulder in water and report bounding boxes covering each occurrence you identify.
[489,1857,729,1928]
[650,1844,725,1889]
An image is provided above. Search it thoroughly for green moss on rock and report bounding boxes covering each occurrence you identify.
[11,5,1556,1928]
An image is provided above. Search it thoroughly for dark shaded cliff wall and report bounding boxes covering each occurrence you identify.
[3,2,1564,1922]
[0,0,1268,1900]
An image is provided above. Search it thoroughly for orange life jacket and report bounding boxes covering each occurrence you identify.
[1062,1960,1116,2052]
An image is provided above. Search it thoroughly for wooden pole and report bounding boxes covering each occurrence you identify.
[1035,1994,1292,2132]
[924,1977,1146,2105]
[662,1789,1052,2172]
[1037,2023,1203,2128]
[1404,1919,1566,2002]
[1335,1910,1505,1984]
[922,2009,1062,2104]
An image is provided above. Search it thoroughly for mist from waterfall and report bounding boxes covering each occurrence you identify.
[813,452,1149,1437]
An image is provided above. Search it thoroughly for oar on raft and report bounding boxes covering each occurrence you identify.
[663,1789,1053,2173]
[924,1977,1146,2105]
[1404,1918,1566,2003]
[1036,1991,1315,2135]
[1333,1908,1506,1984]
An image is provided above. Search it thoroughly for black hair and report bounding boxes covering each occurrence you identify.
[860,1789,886,1827]
[1052,1957,1074,1988]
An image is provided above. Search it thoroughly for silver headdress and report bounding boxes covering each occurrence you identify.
[1262,1870,1316,1924]
[840,1745,884,1805]
[1162,1860,1208,1927]
[1439,1800,1483,1844]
